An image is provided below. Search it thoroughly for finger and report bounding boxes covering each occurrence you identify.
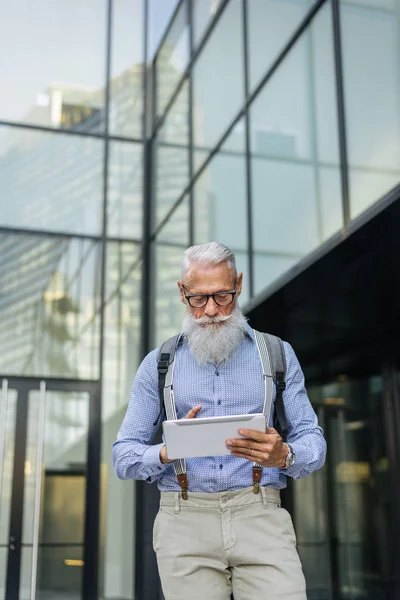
[185,404,202,419]
[230,448,268,462]
[226,439,272,455]
[237,428,275,442]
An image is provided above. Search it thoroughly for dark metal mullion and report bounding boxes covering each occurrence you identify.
[136,2,162,597]
[5,385,29,600]
[188,0,194,246]
[0,119,142,144]
[81,0,112,597]
[305,9,324,245]
[242,0,254,299]
[331,0,350,227]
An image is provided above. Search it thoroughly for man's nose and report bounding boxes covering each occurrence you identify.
[204,296,219,317]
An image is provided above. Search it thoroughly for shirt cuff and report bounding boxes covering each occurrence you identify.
[280,441,309,479]
[142,443,168,476]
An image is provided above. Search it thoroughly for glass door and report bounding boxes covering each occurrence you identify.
[0,377,100,600]
[291,374,398,600]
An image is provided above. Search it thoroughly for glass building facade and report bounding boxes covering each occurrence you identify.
[0,1,400,599]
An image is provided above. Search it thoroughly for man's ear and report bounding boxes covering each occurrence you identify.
[236,272,243,296]
[177,281,186,305]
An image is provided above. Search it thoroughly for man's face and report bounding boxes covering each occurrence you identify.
[178,263,243,321]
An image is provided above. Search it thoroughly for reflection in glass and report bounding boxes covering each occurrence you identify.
[108,141,143,239]
[22,390,88,600]
[155,244,185,347]
[0,127,104,236]
[247,0,313,93]
[193,0,223,48]
[103,243,142,422]
[101,243,141,600]
[155,80,189,227]
[193,0,243,155]
[250,4,342,296]
[299,376,394,600]
[0,233,101,379]
[0,0,106,132]
[148,0,179,61]
[340,3,400,218]
[157,196,189,246]
[193,120,249,303]
[156,3,189,118]
[110,0,144,138]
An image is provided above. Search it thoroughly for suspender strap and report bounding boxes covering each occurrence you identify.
[262,333,288,441]
[157,335,187,495]
[252,331,287,493]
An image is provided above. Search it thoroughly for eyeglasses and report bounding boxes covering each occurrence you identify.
[182,285,237,308]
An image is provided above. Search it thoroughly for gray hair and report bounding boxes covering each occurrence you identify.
[181,242,236,279]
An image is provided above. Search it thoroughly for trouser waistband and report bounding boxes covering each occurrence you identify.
[160,485,280,512]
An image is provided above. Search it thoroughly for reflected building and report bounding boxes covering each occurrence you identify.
[1,1,400,600]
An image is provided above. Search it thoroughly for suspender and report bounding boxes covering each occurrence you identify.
[157,329,287,499]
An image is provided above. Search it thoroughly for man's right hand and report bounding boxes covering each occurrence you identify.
[159,404,202,464]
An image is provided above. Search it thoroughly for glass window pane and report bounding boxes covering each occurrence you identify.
[0,233,101,379]
[155,80,189,228]
[156,3,189,118]
[110,0,144,138]
[250,3,342,297]
[155,244,185,347]
[0,127,104,236]
[247,0,314,93]
[340,4,400,219]
[101,242,141,600]
[193,0,244,154]
[148,0,179,61]
[193,0,223,47]
[157,196,189,245]
[193,119,249,303]
[0,0,106,132]
[108,141,143,239]
[103,242,142,422]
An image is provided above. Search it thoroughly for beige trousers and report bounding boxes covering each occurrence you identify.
[153,486,306,600]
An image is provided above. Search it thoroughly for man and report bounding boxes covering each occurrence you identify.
[113,242,326,600]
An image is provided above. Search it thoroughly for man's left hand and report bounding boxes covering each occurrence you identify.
[226,426,288,468]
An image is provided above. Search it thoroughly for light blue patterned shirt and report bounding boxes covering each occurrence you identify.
[112,323,326,492]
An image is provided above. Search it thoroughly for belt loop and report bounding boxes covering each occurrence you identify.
[174,492,181,514]
[260,486,268,508]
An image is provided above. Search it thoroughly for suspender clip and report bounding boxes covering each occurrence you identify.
[177,473,189,500]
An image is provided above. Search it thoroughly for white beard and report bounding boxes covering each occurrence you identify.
[182,305,248,365]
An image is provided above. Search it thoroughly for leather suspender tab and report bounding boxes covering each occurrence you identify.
[177,473,189,500]
[252,466,262,494]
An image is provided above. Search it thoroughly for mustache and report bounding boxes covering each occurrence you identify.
[194,314,232,325]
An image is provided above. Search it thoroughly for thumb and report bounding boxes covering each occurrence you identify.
[186,404,202,419]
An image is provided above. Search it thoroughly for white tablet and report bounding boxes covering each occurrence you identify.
[162,413,266,460]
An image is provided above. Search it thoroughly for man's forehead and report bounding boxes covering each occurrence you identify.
[183,263,236,288]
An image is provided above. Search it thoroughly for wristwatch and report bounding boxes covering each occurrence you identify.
[284,443,295,469]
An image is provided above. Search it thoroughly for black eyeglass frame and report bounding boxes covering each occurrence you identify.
[182,284,237,308]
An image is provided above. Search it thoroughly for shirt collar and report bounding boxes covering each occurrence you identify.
[244,321,254,340]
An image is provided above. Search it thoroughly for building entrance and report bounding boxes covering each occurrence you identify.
[0,377,100,600]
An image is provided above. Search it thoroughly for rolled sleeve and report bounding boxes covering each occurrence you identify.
[112,349,168,482]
